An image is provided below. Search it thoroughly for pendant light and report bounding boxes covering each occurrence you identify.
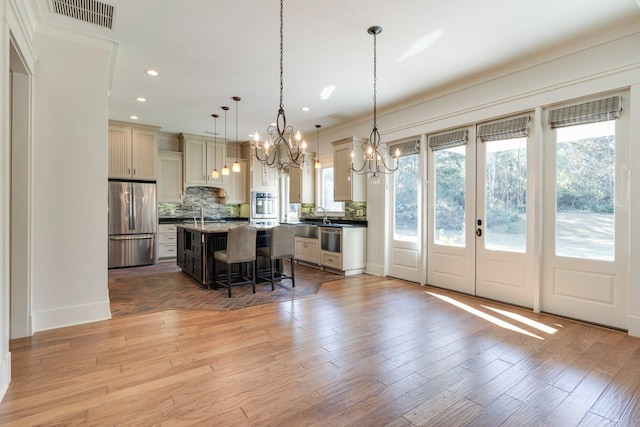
[210,113,220,179]
[314,124,321,169]
[221,105,230,176]
[232,96,241,173]
[254,0,307,170]
[351,25,399,181]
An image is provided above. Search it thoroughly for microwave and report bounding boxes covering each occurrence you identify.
[251,191,278,219]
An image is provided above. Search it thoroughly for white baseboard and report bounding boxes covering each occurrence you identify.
[628,315,640,338]
[365,262,384,277]
[0,351,11,403]
[32,300,112,333]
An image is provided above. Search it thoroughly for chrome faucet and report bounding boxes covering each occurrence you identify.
[317,206,330,224]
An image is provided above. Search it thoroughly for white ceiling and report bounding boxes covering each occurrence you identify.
[32,0,640,142]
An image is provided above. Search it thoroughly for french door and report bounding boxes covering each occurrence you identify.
[541,94,628,329]
[427,115,537,308]
[388,139,422,283]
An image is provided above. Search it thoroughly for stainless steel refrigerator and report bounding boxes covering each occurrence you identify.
[108,181,157,268]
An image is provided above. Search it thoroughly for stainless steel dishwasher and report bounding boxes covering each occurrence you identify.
[321,227,342,253]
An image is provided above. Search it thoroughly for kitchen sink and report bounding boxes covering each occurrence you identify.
[295,224,318,238]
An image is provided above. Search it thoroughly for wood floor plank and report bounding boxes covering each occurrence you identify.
[2,263,640,426]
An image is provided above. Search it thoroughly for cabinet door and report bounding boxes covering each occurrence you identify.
[184,139,207,186]
[305,239,319,264]
[226,159,247,204]
[108,125,133,179]
[289,166,302,203]
[132,128,157,180]
[334,145,352,201]
[206,141,226,187]
[158,152,183,202]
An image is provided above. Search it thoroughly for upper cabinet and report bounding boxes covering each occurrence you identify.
[225,158,248,204]
[157,151,183,203]
[332,137,367,202]
[242,143,279,193]
[179,133,226,189]
[108,121,159,181]
[289,155,315,204]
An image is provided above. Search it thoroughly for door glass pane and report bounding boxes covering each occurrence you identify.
[556,121,615,261]
[485,137,527,252]
[434,146,465,246]
[394,153,419,241]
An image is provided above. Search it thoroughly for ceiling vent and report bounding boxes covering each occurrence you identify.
[49,0,115,30]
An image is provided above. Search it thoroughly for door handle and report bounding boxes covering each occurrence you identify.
[476,228,482,237]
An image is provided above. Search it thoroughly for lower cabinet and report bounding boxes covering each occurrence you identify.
[295,237,319,265]
[158,224,178,261]
[320,226,366,276]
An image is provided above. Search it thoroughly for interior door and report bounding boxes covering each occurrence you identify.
[388,139,422,283]
[475,115,536,308]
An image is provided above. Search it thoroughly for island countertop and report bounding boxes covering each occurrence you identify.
[176,222,272,233]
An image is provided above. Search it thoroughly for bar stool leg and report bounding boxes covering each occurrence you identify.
[227,263,232,297]
[290,256,295,288]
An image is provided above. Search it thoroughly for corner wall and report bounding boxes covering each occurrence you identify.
[30,33,112,331]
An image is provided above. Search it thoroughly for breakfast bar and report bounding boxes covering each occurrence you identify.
[176,223,274,288]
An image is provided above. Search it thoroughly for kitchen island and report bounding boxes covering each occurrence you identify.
[176,223,272,288]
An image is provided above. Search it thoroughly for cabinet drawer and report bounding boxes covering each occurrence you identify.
[159,224,178,233]
[158,233,177,244]
[159,244,177,258]
[322,252,342,269]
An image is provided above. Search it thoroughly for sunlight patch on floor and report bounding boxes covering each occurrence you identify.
[426,291,545,340]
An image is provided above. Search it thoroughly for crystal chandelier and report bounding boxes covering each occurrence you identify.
[254,0,307,170]
[351,25,399,180]
[314,124,321,169]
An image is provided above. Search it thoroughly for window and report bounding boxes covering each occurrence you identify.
[392,141,420,241]
[318,165,344,214]
[555,121,615,260]
[434,146,466,246]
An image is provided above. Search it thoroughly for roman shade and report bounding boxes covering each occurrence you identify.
[548,96,621,129]
[389,139,420,157]
[428,128,468,151]
[477,115,530,141]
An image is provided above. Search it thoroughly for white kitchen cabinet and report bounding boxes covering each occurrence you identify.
[157,151,183,203]
[225,158,247,204]
[320,226,366,275]
[108,121,159,181]
[295,236,319,265]
[158,224,178,261]
[242,143,279,193]
[332,137,367,202]
[179,133,226,189]
[289,155,315,204]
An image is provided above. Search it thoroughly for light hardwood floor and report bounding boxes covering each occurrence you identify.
[2,272,640,426]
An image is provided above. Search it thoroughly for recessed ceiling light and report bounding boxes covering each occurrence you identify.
[145,69,159,76]
[302,107,310,112]
[136,97,146,102]
[129,115,139,120]
[320,85,336,100]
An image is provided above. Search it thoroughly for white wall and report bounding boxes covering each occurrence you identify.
[1,0,11,401]
[30,33,111,331]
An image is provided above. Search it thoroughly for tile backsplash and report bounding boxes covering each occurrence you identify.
[158,186,243,218]
[299,201,366,219]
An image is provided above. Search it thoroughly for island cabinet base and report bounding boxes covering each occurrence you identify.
[177,226,275,288]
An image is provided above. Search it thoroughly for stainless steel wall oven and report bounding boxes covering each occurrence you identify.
[251,191,278,219]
